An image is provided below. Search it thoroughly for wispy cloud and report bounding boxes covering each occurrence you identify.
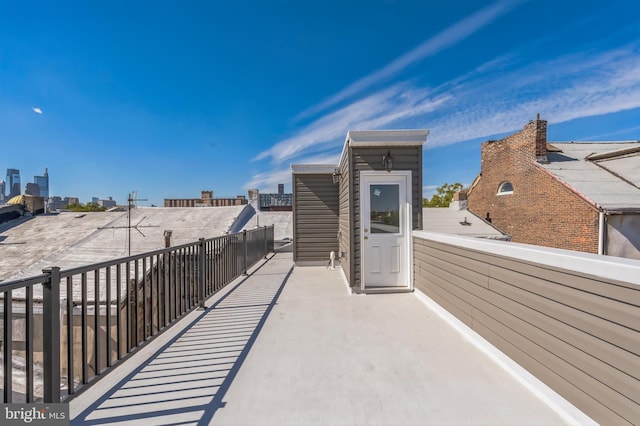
[255,84,450,164]
[581,125,640,141]
[426,44,640,147]
[244,152,342,191]
[296,0,522,120]
[249,28,640,191]
[244,168,293,192]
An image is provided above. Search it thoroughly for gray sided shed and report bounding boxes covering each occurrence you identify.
[291,165,340,265]
[337,130,428,291]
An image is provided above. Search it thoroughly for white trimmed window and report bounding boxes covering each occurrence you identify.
[497,181,513,195]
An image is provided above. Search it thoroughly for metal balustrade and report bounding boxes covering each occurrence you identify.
[0,226,274,403]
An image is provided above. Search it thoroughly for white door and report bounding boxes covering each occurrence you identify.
[360,171,412,288]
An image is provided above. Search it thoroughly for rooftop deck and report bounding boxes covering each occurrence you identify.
[69,251,589,425]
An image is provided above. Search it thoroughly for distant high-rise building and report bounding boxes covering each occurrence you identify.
[34,168,49,199]
[0,180,5,202]
[6,169,20,198]
[25,183,41,196]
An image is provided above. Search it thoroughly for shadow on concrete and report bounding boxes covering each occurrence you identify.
[71,256,293,425]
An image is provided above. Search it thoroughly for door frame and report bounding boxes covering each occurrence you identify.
[359,170,413,291]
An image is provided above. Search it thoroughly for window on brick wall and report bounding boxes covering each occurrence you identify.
[497,181,513,195]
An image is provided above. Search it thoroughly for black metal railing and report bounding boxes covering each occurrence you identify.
[0,225,274,403]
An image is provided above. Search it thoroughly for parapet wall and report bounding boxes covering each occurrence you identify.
[413,231,640,425]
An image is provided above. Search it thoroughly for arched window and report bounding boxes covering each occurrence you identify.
[497,181,513,195]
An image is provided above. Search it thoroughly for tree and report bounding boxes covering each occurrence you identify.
[423,182,464,207]
[65,202,107,212]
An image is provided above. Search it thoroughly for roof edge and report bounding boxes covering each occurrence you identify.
[586,145,640,161]
[347,129,430,146]
[291,164,337,174]
[535,164,601,211]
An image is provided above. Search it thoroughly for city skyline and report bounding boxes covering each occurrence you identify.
[0,165,116,203]
[1,1,639,206]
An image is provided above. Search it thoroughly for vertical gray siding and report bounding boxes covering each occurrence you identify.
[413,234,640,425]
[351,146,422,288]
[293,173,339,264]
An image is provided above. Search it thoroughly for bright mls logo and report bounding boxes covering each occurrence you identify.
[2,404,68,425]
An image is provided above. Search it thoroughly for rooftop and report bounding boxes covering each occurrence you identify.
[69,251,590,425]
[544,141,640,211]
[0,205,250,282]
[422,206,509,240]
[241,210,292,241]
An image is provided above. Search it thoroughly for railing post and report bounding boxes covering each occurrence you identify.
[263,226,268,259]
[243,230,248,275]
[198,238,206,310]
[42,266,61,403]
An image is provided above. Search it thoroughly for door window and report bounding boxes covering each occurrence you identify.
[369,184,400,234]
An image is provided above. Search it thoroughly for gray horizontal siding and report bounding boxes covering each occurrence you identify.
[293,174,339,263]
[352,146,422,288]
[338,154,352,284]
[413,235,640,425]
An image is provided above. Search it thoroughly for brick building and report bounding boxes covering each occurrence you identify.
[164,190,247,207]
[467,117,640,259]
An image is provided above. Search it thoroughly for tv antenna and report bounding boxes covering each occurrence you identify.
[125,191,152,256]
[98,191,156,256]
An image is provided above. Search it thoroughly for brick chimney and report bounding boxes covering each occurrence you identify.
[532,113,548,163]
[452,190,467,201]
[449,190,468,210]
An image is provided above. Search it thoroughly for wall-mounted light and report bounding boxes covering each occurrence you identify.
[332,168,342,184]
[382,151,393,172]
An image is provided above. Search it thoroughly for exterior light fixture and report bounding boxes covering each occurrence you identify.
[332,168,342,184]
[382,150,393,172]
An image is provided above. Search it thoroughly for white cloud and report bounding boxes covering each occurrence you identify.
[244,168,292,192]
[32,107,43,114]
[296,0,522,120]
[425,44,640,147]
[249,35,640,195]
[255,83,451,164]
[245,153,343,192]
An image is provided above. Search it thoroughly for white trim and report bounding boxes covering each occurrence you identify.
[413,289,598,426]
[413,230,640,286]
[291,164,337,174]
[497,181,514,195]
[347,129,429,145]
[598,211,605,255]
[360,170,413,291]
[349,140,426,147]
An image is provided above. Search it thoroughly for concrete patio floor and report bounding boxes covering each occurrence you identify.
[70,251,591,425]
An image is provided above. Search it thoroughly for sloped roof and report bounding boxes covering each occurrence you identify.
[422,207,509,240]
[0,205,249,283]
[242,211,293,241]
[542,142,640,211]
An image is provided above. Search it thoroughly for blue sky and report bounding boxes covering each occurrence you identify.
[1,0,639,206]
